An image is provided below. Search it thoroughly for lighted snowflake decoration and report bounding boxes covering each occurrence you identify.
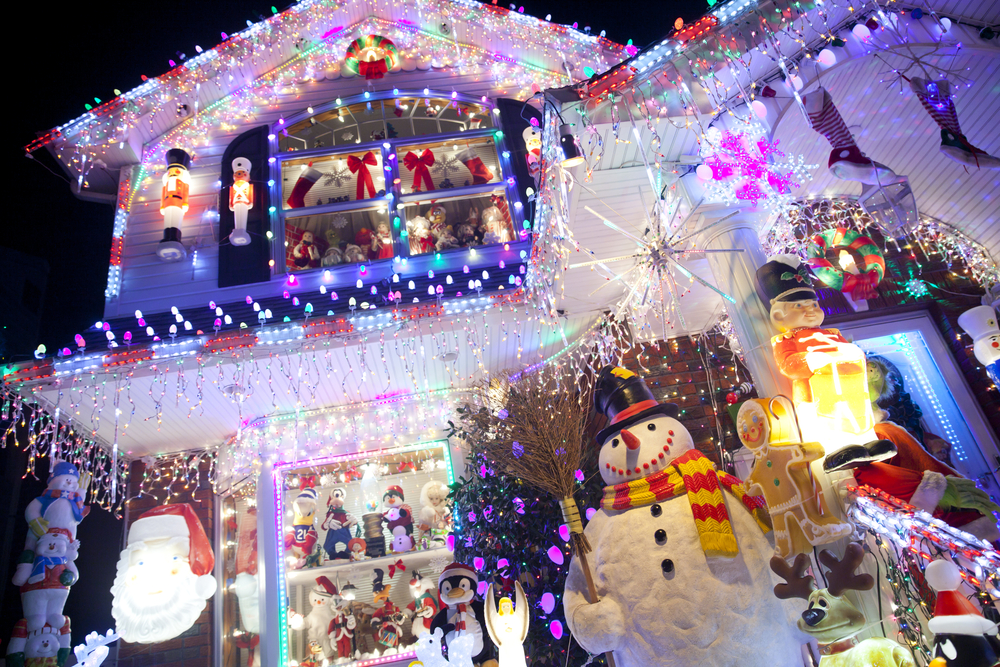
[906,278,930,298]
[698,124,814,214]
[438,154,464,178]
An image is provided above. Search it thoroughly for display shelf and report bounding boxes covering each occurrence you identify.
[286,545,452,588]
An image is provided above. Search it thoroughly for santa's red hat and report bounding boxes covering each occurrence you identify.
[384,485,404,499]
[128,503,215,577]
[926,559,997,635]
[314,575,338,598]
[438,562,477,587]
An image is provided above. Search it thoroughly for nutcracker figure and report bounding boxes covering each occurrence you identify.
[229,157,254,247]
[755,255,895,472]
[158,148,191,261]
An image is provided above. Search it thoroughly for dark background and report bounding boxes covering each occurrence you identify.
[2,0,700,655]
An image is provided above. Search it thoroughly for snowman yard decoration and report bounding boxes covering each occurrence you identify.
[564,366,805,667]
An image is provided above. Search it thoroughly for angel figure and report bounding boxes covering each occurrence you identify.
[484,581,528,667]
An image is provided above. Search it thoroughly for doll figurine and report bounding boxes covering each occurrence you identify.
[328,601,358,660]
[347,537,368,561]
[407,216,435,255]
[455,208,478,247]
[293,231,321,269]
[406,571,440,636]
[418,480,451,543]
[321,488,357,561]
[736,399,852,557]
[754,255,895,472]
[374,221,395,260]
[354,228,376,261]
[428,205,460,252]
[479,206,507,245]
[229,157,254,246]
[342,244,367,264]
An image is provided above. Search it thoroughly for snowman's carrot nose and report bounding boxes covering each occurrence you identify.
[620,428,641,450]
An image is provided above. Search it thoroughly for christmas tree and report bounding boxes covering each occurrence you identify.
[448,377,607,667]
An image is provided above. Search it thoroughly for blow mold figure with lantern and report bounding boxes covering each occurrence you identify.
[755,255,896,472]
[563,366,802,667]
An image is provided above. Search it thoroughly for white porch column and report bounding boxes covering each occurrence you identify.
[257,461,280,667]
[697,206,791,399]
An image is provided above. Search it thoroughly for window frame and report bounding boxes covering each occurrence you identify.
[267,90,525,278]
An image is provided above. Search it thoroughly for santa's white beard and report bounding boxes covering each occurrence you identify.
[111,567,209,643]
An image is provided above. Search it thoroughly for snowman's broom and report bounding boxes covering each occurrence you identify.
[463,371,616,667]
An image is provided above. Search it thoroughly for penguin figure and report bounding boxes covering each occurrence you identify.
[926,559,1000,667]
[429,563,496,666]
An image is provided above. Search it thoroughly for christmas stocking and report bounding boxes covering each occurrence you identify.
[910,77,1000,169]
[457,147,494,185]
[803,87,900,185]
[285,165,322,209]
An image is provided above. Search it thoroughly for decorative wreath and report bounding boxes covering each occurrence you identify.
[345,35,398,80]
[806,227,885,300]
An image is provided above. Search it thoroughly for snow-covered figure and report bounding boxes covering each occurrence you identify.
[957,305,1000,387]
[564,366,805,667]
[303,577,338,660]
[484,582,528,667]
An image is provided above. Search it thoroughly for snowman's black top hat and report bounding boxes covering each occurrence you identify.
[165,148,192,170]
[594,365,679,444]
[754,255,816,311]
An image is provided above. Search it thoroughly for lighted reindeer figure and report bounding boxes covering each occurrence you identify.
[770,543,915,667]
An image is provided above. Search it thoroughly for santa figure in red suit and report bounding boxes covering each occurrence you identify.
[158,148,191,261]
[327,601,357,659]
[755,255,896,472]
[229,157,254,247]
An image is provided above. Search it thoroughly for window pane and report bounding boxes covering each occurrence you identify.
[286,208,392,272]
[396,135,502,194]
[280,101,388,151]
[384,97,492,140]
[400,191,518,256]
[282,150,386,210]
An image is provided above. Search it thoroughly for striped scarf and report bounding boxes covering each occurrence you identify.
[600,450,771,558]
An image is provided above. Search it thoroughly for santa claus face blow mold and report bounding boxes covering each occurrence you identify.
[564,366,804,667]
[111,504,217,644]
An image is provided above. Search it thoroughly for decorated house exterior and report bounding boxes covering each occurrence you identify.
[6,1,1000,667]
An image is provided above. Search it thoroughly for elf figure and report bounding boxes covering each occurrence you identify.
[321,488,357,561]
[286,164,323,209]
[229,157,254,246]
[957,305,1000,387]
[158,148,191,261]
[910,78,1000,169]
[802,88,900,185]
[755,255,896,472]
[456,147,494,185]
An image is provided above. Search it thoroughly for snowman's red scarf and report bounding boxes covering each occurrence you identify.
[601,450,771,558]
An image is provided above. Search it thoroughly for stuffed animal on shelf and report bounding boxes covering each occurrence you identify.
[293,231,321,269]
[348,537,368,561]
[284,484,319,569]
[429,205,460,252]
[755,255,895,472]
[479,206,507,246]
[5,616,71,667]
[302,577,339,661]
[406,571,440,636]
[328,600,358,660]
[368,569,405,650]
[455,208,479,247]
[321,246,343,267]
[382,485,413,537]
[770,544,916,666]
[484,581,529,667]
[429,563,494,666]
[321,488,358,561]
[390,527,415,553]
[736,398,852,557]
[343,243,367,264]
[925,559,1000,667]
[374,221,394,260]
[407,216,435,255]
[354,228,376,261]
[564,365,804,667]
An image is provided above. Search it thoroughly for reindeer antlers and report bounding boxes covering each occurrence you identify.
[819,543,874,597]
[770,553,816,600]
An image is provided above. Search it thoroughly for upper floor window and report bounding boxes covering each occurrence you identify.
[271,91,524,275]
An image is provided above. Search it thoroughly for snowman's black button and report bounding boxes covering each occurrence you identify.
[650,503,662,517]
[661,559,674,573]
[654,529,667,544]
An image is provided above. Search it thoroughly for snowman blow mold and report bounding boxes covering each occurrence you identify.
[564,366,806,667]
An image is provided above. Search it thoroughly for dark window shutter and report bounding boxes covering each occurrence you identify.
[218,125,272,287]
[495,98,542,215]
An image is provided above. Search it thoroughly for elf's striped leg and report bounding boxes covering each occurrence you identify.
[802,87,900,184]
[910,77,1000,169]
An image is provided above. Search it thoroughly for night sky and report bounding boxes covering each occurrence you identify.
[4,0,701,653]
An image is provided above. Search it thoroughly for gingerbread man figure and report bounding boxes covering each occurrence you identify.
[737,398,853,558]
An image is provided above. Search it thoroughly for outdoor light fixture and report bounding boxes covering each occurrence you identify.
[559,124,584,167]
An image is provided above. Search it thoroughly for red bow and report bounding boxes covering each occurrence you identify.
[388,558,407,578]
[842,269,880,301]
[403,149,436,192]
[234,633,259,667]
[397,461,416,473]
[347,151,378,200]
[359,59,389,80]
[299,475,317,490]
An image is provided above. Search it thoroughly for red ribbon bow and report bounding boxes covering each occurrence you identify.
[397,461,416,473]
[388,558,407,578]
[403,149,436,192]
[347,151,378,200]
[842,269,880,301]
[359,59,389,80]
[299,475,317,490]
